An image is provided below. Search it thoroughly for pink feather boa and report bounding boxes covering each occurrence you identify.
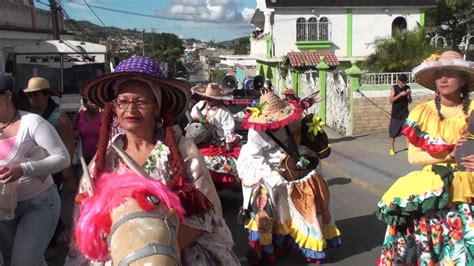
[75,172,185,261]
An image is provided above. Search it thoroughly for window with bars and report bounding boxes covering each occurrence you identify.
[296,17,330,42]
[296,17,307,41]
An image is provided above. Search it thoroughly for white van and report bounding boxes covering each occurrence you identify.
[13,40,107,116]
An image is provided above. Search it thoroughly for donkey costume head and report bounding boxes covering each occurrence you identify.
[76,172,184,265]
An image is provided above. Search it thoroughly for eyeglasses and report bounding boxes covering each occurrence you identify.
[114,99,154,110]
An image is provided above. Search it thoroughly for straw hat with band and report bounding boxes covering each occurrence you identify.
[192,83,233,101]
[412,51,474,91]
[244,91,319,178]
[243,90,302,132]
[81,56,191,120]
[24,77,61,97]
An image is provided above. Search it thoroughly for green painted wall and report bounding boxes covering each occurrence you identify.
[266,34,272,59]
[346,9,353,57]
[256,61,280,90]
[419,8,425,27]
[317,58,329,122]
[291,71,299,94]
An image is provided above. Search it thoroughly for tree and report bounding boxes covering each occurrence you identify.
[425,0,474,51]
[210,69,227,83]
[363,26,441,72]
[233,38,250,54]
[191,50,200,61]
[137,33,185,75]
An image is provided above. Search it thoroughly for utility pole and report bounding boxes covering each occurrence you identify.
[49,0,60,40]
[142,29,145,56]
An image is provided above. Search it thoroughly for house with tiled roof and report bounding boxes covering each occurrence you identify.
[250,0,436,95]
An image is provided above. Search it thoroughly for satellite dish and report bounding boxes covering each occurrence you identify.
[222,74,237,93]
[252,75,265,91]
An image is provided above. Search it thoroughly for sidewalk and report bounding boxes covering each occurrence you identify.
[322,127,420,195]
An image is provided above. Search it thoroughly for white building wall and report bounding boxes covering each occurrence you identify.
[352,7,422,57]
[250,38,267,57]
[220,57,256,67]
[272,9,350,58]
[268,7,422,59]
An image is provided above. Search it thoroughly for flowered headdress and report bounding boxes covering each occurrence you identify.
[412,51,474,91]
[243,90,302,131]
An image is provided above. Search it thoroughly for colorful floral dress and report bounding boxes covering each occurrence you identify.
[376,100,474,266]
[68,130,239,266]
[237,123,341,263]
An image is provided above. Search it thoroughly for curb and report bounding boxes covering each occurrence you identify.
[321,160,386,197]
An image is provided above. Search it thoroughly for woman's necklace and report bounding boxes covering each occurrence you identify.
[0,111,18,137]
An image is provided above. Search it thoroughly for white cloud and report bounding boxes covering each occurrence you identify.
[241,7,255,22]
[157,0,248,23]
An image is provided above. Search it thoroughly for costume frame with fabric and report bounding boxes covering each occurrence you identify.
[67,56,239,266]
[237,90,340,265]
[376,51,474,266]
[188,83,242,192]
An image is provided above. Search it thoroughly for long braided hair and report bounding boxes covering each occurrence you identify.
[93,100,213,216]
[95,102,115,177]
[434,83,470,120]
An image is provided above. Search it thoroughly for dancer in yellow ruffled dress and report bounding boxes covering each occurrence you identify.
[376,51,474,265]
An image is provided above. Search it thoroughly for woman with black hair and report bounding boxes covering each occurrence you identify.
[0,73,70,265]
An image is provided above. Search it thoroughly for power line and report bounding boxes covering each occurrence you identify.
[83,0,107,27]
[36,0,51,7]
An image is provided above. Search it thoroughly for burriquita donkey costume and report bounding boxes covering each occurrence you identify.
[237,90,340,264]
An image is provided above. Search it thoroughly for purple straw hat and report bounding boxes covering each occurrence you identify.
[81,56,190,119]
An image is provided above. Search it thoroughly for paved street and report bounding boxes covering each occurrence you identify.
[47,160,384,266]
[220,163,385,266]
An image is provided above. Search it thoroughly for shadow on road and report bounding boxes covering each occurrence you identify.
[329,133,370,144]
[327,177,351,186]
[324,213,385,264]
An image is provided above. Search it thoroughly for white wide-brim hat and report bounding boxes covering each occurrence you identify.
[412,51,474,91]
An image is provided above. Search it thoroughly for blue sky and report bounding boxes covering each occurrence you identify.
[41,0,257,41]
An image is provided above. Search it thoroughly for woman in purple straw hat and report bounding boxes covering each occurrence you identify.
[66,56,238,265]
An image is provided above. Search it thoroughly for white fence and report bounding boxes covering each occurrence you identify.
[360,72,413,85]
